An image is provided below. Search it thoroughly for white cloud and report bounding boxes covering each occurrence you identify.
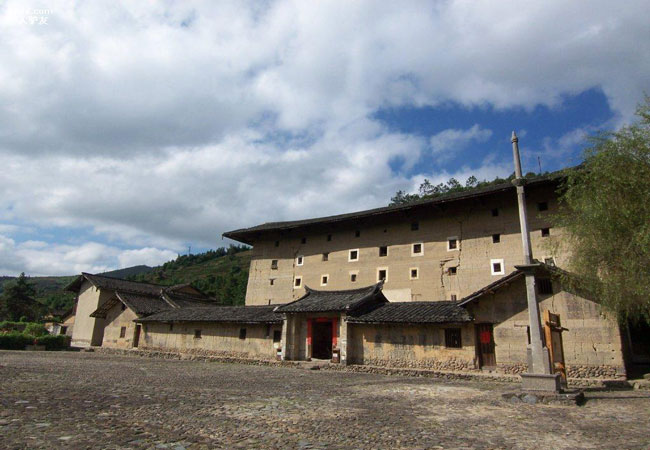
[0,234,177,276]
[0,1,648,275]
[429,125,493,161]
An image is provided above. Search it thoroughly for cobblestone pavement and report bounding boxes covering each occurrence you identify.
[1,351,649,449]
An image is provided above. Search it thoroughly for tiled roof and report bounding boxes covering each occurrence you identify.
[163,291,218,308]
[457,262,565,306]
[117,292,174,316]
[348,301,472,324]
[66,272,166,296]
[89,297,122,319]
[223,172,565,244]
[137,305,283,324]
[275,283,387,313]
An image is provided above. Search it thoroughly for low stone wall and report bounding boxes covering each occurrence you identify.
[497,363,528,375]
[94,347,294,368]
[94,347,630,388]
[567,364,626,380]
[361,356,478,372]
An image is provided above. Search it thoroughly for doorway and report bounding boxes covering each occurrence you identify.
[312,321,333,360]
[476,323,496,368]
[133,324,141,348]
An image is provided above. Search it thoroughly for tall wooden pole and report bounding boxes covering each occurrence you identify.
[511,131,552,377]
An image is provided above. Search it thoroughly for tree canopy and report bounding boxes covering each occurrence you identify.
[556,96,650,324]
[0,273,41,322]
[390,172,541,206]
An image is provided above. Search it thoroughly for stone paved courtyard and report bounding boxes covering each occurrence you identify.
[1,351,649,449]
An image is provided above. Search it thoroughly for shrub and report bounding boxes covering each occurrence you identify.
[0,332,32,350]
[34,334,71,351]
[23,322,48,337]
[0,321,27,333]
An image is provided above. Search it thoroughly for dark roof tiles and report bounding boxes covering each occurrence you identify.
[275,283,387,313]
[223,172,564,244]
[138,305,283,324]
[348,301,472,324]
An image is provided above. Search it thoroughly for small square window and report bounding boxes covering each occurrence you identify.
[445,328,462,348]
[541,228,550,237]
[294,276,302,288]
[450,294,457,301]
[379,246,388,257]
[194,329,202,339]
[119,326,126,338]
[538,201,548,212]
[447,237,458,251]
[412,243,423,256]
[274,240,280,247]
[239,328,247,340]
[327,234,332,241]
[271,259,278,270]
[537,278,553,295]
[321,275,329,286]
[273,330,282,343]
[350,273,357,282]
[491,259,505,275]
[355,230,361,238]
[322,252,329,261]
[301,237,307,244]
[269,279,275,286]
[411,222,419,231]
[377,269,387,282]
[296,255,304,266]
[491,208,499,217]
[492,234,501,243]
[410,268,419,280]
[349,249,359,261]
[448,266,457,276]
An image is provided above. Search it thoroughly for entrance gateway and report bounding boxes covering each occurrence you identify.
[307,318,338,360]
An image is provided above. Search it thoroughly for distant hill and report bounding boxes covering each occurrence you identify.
[126,246,251,306]
[0,245,251,318]
[101,265,153,279]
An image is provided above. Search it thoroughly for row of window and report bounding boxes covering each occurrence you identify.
[273,230,552,269]
[272,203,550,248]
[289,258,513,289]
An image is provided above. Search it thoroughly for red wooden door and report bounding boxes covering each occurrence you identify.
[133,324,141,348]
[476,324,496,368]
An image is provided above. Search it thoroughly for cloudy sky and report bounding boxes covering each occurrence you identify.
[1,1,649,276]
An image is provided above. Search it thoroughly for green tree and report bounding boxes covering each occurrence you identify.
[555,97,650,324]
[0,273,41,322]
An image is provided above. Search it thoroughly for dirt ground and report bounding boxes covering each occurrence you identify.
[1,351,649,449]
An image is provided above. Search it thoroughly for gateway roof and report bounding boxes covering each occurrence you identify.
[275,283,387,314]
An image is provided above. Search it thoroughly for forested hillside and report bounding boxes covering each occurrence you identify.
[127,245,251,305]
[0,245,252,320]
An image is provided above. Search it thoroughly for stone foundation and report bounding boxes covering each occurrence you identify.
[94,347,630,387]
[362,356,477,372]
[496,363,528,375]
[566,364,626,380]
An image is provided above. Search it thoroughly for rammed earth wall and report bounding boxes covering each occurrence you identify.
[466,277,627,379]
[347,323,477,370]
[141,322,282,360]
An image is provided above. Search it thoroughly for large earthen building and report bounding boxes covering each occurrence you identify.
[67,173,649,382]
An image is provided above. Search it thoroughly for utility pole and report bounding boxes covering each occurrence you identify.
[511,131,560,392]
